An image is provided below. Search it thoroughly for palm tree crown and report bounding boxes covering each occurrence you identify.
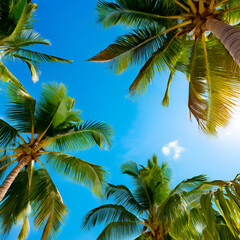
[91,0,240,134]
[0,0,71,85]
[83,155,211,239]
[83,155,240,239]
[0,82,114,239]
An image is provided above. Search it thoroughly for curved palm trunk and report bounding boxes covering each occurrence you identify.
[0,155,31,202]
[206,18,240,65]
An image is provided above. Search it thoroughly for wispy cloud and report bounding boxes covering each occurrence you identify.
[162,140,185,159]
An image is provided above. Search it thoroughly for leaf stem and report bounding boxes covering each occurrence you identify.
[199,0,205,14]
[209,0,215,9]
[17,133,26,145]
[0,153,19,162]
[188,0,197,14]
[173,0,190,13]
[0,158,18,172]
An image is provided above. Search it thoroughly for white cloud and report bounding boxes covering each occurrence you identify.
[162,140,185,159]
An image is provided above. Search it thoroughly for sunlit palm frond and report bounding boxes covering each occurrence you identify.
[6,82,36,133]
[204,38,240,134]
[221,0,240,24]
[31,168,67,240]
[47,120,114,152]
[0,60,23,86]
[5,30,51,48]
[105,184,144,213]
[17,216,30,240]
[3,52,40,83]
[82,204,139,229]
[9,1,37,38]
[34,82,82,135]
[44,152,107,196]
[6,48,72,64]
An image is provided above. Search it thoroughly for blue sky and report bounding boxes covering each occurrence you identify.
[4,0,240,239]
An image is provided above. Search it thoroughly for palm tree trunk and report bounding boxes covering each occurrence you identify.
[206,18,240,65]
[0,155,31,202]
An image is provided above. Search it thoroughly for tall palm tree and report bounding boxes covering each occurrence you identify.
[0,0,71,86]
[83,155,212,240]
[0,82,114,239]
[90,0,240,134]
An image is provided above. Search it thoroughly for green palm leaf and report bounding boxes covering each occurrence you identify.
[47,120,114,152]
[89,26,169,74]
[97,221,142,240]
[34,82,81,136]
[9,1,37,38]
[105,184,144,213]
[96,0,177,28]
[5,31,51,48]
[4,52,41,83]
[82,204,139,229]
[129,36,183,95]
[17,216,30,240]
[44,152,107,196]
[7,48,72,64]
[0,60,22,86]
[31,168,67,240]
[6,82,36,133]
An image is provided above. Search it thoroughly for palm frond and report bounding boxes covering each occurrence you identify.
[17,216,30,240]
[0,60,22,86]
[7,48,72,64]
[121,160,139,177]
[97,221,143,240]
[6,82,36,133]
[200,192,220,239]
[47,120,114,152]
[129,36,183,95]
[204,38,240,134]
[44,152,107,196]
[105,184,144,213]
[96,0,178,28]
[89,26,169,74]
[5,30,51,48]
[0,119,18,147]
[221,0,240,24]
[82,204,139,229]
[9,1,37,38]
[31,168,67,240]
[34,82,82,136]
[4,52,41,83]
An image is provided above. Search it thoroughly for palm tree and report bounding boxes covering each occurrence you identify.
[0,0,71,86]
[193,174,240,239]
[0,82,114,239]
[90,0,240,134]
[83,155,212,240]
